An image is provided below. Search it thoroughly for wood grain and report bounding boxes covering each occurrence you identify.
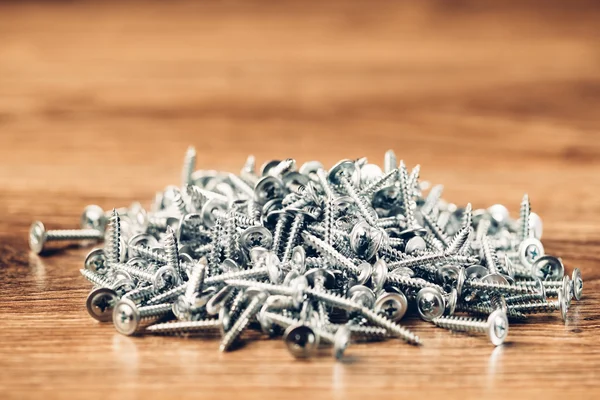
[1,1,599,399]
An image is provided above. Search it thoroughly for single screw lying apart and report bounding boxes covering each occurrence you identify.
[432,309,509,346]
[29,221,103,255]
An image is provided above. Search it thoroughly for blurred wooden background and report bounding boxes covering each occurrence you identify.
[1,1,599,399]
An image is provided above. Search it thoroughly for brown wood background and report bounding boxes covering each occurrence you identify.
[1,1,599,399]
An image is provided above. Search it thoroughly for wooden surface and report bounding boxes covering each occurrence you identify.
[1,1,600,399]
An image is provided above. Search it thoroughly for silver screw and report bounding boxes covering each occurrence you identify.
[432,309,509,346]
[29,221,103,255]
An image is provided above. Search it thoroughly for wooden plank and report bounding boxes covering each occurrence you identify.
[0,1,599,398]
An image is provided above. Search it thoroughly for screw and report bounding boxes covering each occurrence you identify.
[112,299,173,336]
[181,146,196,188]
[219,289,268,352]
[329,160,378,226]
[432,309,509,346]
[29,221,104,255]
[519,193,530,241]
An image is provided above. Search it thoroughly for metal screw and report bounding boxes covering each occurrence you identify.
[432,309,509,346]
[29,221,104,255]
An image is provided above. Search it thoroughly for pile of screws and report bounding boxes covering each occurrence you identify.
[30,149,584,360]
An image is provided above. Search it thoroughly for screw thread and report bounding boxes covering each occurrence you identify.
[466,281,532,295]
[432,315,488,333]
[268,159,295,178]
[360,307,421,345]
[187,185,228,207]
[172,188,188,216]
[421,184,444,216]
[105,210,121,266]
[272,214,289,256]
[340,175,377,226]
[520,194,531,241]
[45,229,103,241]
[146,283,187,305]
[138,303,173,320]
[80,269,113,288]
[422,233,445,252]
[422,213,450,247]
[164,228,182,278]
[407,164,421,198]
[116,263,154,282]
[225,279,295,296]
[302,232,360,276]
[220,294,265,351]
[316,169,335,199]
[324,199,334,246]
[386,274,444,292]
[383,150,397,174]
[282,214,304,262]
[181,146,196,188]
[123,285,155,303]
[359,168,398,197]
[305,287,360,312]
[456,304,528,321]
[185,262,206,301]
[509,300,560,314]
[205,266,268,285]
[399,161,418,228]
[481,236,498,274]
[207,219,223,275]
[147,319,221,335]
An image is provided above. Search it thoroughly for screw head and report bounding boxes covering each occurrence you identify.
[240,226,273,253]
[531,255,563,281]
[265,252,282,284]
[533,278,547,300]
[128,233,158,252]
[153,265,181,292]
[356,262,373,285]
[529,212,543,239]
[200,199,228,228]
[455,267,466,298]
[350,221,385,260]
[445,288,458,315]
[558,290,568,322]
[80,205,107,232]
[487,309,509,346]
[436,265,461,291]
[113,298,141,336]
[290,246,307,274]
[304,268,335,289]
[333,326,352,361]
[176,213,204,243]
[254,176,285,205]
[29,221,47,255]
[347,285,376,308]
[370,259,388,293]
[299,161,324,177]
[482,273,509,285]
[519,238,545,269]
[283,324,320,359]
[562,276,573,306]
[416,287,445,322]
[405,236,427,254]
[84,248,108,275]
[374,292,408,321]
[328,159,357,186]
[464,265,489,280]
[487,204,510,228]
[206,285,234,316]
[572,268,583,301]
[86,287,118,322]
